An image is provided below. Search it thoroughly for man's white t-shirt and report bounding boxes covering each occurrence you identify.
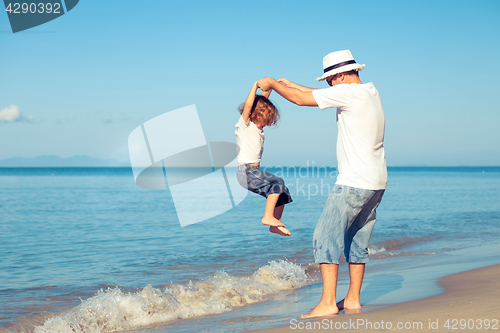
[235,116,265,163]
[312,83,387,190]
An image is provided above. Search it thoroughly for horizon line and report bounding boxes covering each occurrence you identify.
[0,165,499,168]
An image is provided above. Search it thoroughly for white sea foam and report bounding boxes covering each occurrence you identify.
[368,237,433,255]
[34,260,307,333]
[368,243,386,255]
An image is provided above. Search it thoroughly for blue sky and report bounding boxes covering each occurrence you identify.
[1,0,499,166]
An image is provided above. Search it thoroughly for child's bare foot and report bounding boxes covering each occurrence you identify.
[269,226,292,236]
[261,216,285,227]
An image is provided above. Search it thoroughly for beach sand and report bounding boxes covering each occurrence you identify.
[251,264,500,332]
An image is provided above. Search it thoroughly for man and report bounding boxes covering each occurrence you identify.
[257,49,387,318]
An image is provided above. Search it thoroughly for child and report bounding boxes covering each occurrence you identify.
[235,81,293,236]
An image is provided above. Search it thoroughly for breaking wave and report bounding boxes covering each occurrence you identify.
[33,260,307,333]
[368,237,437,258]
[368,237,431,255]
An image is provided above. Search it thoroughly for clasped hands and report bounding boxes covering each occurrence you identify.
[256,77,292,96]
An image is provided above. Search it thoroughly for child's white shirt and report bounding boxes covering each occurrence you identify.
[235,116,264,163]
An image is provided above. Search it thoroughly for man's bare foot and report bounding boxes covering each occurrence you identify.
[336,298,361,311]
[261,216,285,227]
[300,302,339,319]
[269,226,292,236]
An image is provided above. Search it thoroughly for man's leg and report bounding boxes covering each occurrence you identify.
[337,263,364,310]
[301,263,339,318]
[304,185,348,318]
[338,189,384,310]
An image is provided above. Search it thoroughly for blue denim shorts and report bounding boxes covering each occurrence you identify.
[237,164,293,207]
[313,184,384,264]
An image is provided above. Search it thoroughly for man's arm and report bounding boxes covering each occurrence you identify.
[257,77,318,107]
[277,78,316,92]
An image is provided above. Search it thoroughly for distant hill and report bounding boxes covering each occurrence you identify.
[0,155,130,167]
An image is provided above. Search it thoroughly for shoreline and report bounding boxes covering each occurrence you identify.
[3,246,499,333]
[250,263,500,332]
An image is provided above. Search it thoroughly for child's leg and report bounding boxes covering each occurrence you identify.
[242,165,292,232]
[269,204,292,236]
[274,204,284,220]
[261,193,286,227]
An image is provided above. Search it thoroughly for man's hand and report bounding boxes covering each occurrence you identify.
[277,78,292,87]
[279,78,316,92]
[257,77,275,92]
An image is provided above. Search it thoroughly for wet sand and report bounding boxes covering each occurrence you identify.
[251,264,500,332]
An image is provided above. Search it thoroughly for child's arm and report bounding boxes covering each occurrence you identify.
[261,89,272,98]
[241,82,259,123]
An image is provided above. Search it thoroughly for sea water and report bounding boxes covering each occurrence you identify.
[0,167,499,332]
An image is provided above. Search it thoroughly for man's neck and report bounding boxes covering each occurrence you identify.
[343,76,363,84]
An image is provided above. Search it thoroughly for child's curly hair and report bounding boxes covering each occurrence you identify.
[238,95,280,126]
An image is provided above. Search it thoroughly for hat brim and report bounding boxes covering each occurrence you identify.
[316,63,366,81]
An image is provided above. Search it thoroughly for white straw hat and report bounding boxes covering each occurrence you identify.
[316,50,365,81]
